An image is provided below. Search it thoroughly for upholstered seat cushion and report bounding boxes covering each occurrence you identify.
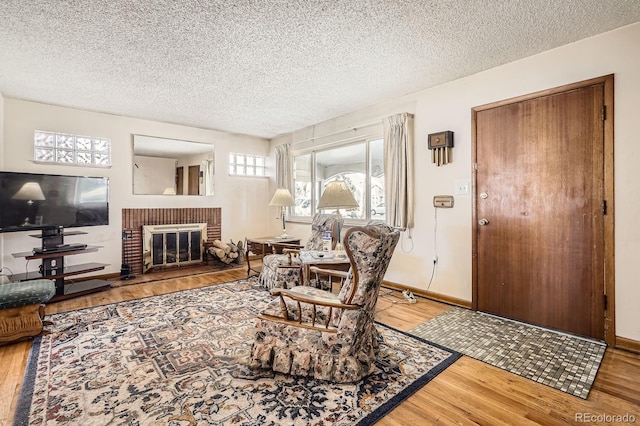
[262,286,342,327]
[0,280,56,310]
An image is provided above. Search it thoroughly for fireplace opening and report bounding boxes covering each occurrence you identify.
[142,223,207,273]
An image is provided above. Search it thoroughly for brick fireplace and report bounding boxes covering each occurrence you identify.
[122,208,221,275]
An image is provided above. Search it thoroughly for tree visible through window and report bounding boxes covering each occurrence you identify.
[292,138,384,221]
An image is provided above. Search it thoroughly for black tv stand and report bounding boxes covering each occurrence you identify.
[11,227,110,301]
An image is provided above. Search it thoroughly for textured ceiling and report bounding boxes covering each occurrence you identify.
[1,1,639,139]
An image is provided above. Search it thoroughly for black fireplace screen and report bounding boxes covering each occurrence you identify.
[151,230,202,267]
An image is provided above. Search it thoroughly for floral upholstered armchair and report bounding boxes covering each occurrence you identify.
[249,223,400,383]
[258,213,340,290]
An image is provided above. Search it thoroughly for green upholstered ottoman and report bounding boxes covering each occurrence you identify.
[0,279,56,344]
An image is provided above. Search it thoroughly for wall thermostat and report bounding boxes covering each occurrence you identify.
[433,195,454,208]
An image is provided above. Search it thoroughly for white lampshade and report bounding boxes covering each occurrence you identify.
[12,182,46,202]
[162,187,177,195]
[317,180,358,210]
[269,188,295,206]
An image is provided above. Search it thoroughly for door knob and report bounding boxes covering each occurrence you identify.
[479,218,490,226]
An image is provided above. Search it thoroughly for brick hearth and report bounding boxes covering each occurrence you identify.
[122,208,222,275]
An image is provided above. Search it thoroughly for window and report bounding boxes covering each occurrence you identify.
[292,138,384,221]
[293,154,312,216]
[229,153,266,176]
[34,131,111,167]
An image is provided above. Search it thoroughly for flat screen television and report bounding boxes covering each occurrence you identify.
[0,171,109,233]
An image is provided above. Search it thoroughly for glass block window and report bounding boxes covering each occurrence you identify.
[229,153,266,176]
[34,131,111,167]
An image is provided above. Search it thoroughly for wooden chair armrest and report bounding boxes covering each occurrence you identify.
[308,266,349,280]
[277,263,302,270]
[277,249,302,266]
[282,248,301,254]
[270,288,358,310]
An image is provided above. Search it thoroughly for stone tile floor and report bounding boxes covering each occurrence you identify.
[409,307,606,399]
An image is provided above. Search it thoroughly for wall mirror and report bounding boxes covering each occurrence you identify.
[133,135,215,196]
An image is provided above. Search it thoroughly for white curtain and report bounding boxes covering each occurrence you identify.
[383,113,414,229]
[205,158,215,195]
[275,143,292,190]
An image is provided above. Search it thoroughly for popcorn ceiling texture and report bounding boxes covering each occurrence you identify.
[1,1,639,138]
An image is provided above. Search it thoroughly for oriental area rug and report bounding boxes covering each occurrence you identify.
[409,307,606,399]
[15,278,460,426]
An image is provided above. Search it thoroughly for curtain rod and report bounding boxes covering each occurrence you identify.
[292,113,414,146]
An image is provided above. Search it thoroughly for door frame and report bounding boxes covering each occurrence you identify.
[471,75,615,345]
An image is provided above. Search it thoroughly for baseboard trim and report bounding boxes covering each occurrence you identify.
[615,336,640,354]
[77,261,243,283]
[382,281,472,309]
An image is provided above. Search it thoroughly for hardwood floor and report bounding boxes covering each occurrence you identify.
[1,269,639,425]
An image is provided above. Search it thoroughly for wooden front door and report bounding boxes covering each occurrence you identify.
[473,79,610,340]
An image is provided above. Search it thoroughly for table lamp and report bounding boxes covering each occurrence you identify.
[12,181,46,225]
[317,180,358,257]
[269,188,295,238]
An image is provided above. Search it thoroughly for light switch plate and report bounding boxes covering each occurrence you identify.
[433,195,454,208]
[455,179,471,195]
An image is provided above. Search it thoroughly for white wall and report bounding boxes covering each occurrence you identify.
[1,100,271,277]
[133,155,177,194]
[272,23,640,341]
